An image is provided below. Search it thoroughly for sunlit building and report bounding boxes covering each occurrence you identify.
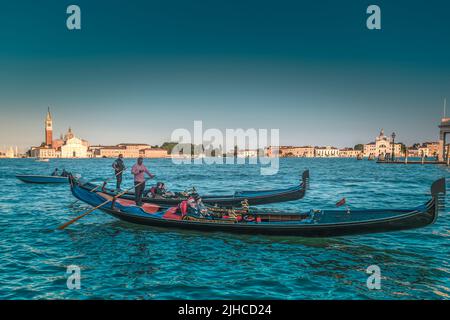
[61,137,89,158]
[339,148,362,158]
[30,146,58,158]
[315,146,340,157]
[92,144,168,158]
[407,142,439,158]
[141,147,169,158]
[422,142,439,157]
[29,109,90,158]
[236,149,259,158]
[363,129,402,158]
[266,146,315,157]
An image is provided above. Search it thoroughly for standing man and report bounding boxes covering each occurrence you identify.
[131,157,154,206]
[112,154,125,191]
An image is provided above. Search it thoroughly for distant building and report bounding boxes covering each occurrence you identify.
[236,149,259,158]
[265,146,278,157]
[363,129,401,158]
[92,144,168,158]
[61,137,89,158]
[266,146,315,157]
[5,146,16,158]
[339,148,362,158]
[64,127,75,141]
[52,135,65,150]
[407,147,420,158]
[408,142,439,158]
[418,146,429,157]
[29,109,90,158]
[30,146,58,158]
[315,146,340,157]
[117,143,150,150]
[30,108,58,158]
[141,148,169,158]
[95,146,126,158]
[45,108,52,147]
[422,142,439,157]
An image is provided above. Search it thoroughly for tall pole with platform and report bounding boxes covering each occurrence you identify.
[439,98,450,162]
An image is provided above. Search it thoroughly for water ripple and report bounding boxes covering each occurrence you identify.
[0,158,449,299]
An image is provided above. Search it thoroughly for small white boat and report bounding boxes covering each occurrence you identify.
[36,158,50,162]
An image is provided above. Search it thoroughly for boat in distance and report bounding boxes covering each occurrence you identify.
[16,175,69,184]
[78,170,309,207]
[68,175,445,237]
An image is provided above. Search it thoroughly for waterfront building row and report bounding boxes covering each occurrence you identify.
[265,146,360,158]
[28,109,169,159]
[90,144,169,158]
[265,130,440,159]
[20,111,443,160]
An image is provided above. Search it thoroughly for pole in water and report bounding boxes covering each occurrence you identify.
[444,98,447,118]
[447,145,450,166]
[446,144,450,166]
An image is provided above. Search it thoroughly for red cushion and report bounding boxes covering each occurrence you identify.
[163,207,182,220]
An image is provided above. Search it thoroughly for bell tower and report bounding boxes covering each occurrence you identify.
[45,107,53,147]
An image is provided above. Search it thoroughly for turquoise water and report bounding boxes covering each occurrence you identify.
[0,158,449,299]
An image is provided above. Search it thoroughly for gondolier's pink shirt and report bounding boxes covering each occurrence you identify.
[131,164,152,182]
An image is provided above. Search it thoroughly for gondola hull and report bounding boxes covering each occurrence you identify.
[16,175,68,184]
[78,170,309,207]
[68,176,444,237]
[105,203,438,237]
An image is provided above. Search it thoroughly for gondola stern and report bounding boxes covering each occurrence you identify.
[431,178,446,208]
[301,169,310,189]
[428,177,446,224]
[431,177,446,196]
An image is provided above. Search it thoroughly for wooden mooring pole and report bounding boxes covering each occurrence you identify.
[446,144,450,166]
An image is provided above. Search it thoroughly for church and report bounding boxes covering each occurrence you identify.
[363,129,402,158]
[30,109,90,158]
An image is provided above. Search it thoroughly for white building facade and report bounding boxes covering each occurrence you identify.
[315,146,340,157]
[363,129,402,157]
[61,137,89,158]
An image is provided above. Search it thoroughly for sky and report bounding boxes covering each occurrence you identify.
[0,0,449,151]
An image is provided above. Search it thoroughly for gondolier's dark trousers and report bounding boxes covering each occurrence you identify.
[116,172,123,190]
[135,181,146,206]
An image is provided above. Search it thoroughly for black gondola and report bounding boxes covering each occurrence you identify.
[68,175,445,237]
[77,170,309,207]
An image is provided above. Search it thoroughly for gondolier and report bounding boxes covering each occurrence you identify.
[131,157,154,206]
[112,154,125,191]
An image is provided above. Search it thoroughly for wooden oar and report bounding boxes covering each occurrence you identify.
[58,178,149,230]
[68,169,126,206]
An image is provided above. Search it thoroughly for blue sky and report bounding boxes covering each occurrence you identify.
[0,0,449,150]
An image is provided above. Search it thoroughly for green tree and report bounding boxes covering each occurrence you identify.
[354,144,364,151]
[160,142,178,154]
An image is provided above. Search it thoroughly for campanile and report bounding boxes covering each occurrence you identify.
[45,108,53,147]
